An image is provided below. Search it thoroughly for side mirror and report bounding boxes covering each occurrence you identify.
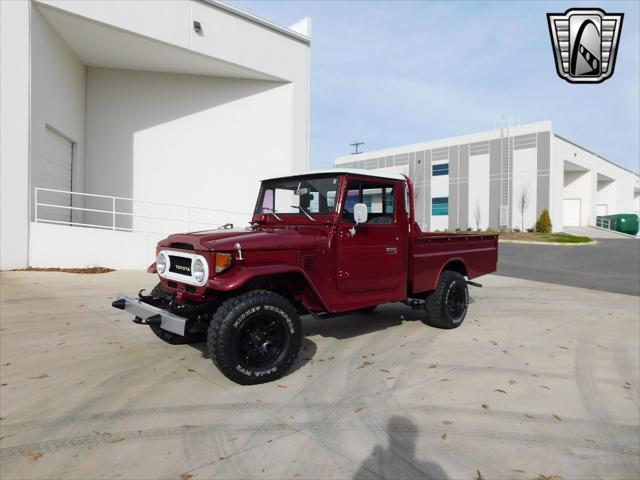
[349,203,368,236]
[353,203,368,225]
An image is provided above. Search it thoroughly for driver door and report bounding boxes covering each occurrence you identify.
[337,179,405,294]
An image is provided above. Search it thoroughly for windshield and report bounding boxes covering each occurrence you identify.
[256,175,340,217]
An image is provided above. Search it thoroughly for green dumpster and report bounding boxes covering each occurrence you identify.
[596,214,640,236]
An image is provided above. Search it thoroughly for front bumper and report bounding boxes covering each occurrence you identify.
[112,294,186,336]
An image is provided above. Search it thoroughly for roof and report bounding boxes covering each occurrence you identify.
[204,1,311,45]
[263,168,407,182]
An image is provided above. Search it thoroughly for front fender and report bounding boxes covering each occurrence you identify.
[208,265,329,310]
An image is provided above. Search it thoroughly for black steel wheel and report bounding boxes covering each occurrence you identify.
[423,271,468,329]
[208,290,302,385]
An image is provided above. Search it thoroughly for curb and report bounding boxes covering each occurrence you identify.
[498,239,598,246]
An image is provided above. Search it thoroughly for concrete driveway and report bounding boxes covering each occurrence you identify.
[498,227,640,296]
[1,271,639,480]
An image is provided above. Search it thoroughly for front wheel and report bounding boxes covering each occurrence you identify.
[207,290,302,385]
[423,271,468,329]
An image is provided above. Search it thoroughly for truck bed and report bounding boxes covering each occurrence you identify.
[409,230,499,294]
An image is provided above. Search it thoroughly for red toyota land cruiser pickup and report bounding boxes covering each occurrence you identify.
[113,169,498,384]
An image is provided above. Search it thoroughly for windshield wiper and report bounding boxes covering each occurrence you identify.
[261,207,283,221]
[291,205,316,222]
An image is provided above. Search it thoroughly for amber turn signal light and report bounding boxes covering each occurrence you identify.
[215,253,233,273]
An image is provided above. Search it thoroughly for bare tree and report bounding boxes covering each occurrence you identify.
[473,201,482,230]
[517,184,530,231]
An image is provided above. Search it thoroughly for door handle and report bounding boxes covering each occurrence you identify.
[386,246,398,254]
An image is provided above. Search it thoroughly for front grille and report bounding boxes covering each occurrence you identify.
[169,255,192,276]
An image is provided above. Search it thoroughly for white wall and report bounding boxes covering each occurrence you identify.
[511,148,538,231]
[1,1,30,269]
[30,6,86,219]
[29,222,164,269]
[555,136,639,227]
[468,154,490,230]
[85,68,296,230]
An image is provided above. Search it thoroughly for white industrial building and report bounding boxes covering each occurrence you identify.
[1,0,310,270]
[335,121,640,232]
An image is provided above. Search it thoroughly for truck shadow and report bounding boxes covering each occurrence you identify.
[301,304,425,340]
[353,416,449,480]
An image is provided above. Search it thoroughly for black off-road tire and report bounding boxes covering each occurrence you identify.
[423,271,468,329]
[146,283,203,345]
[208,290,302,385]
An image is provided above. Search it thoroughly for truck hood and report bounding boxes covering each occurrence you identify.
[158,227,318,252]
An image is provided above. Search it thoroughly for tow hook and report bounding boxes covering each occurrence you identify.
[132,314,162,327]
[466,280,483,288]
[138,288,155,302]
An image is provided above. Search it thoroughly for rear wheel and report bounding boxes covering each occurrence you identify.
[208,290,302,385]
[423,271,468,329]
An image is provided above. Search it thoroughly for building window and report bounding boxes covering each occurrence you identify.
[432,197,448,216]
[432,163,449,176]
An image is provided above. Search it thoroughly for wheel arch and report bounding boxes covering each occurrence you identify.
[439,258,468,279]
[210,265,328,312]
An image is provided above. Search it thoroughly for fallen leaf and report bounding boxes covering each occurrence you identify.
[494,389,507,394]
[277,384,287,389]
[442,420,453,426]
[327,356,335,360]
[440,433,447,440]
[584,438,596,443]
[525,414,536,420]
[512,469,527,474]
[354,406,364,413]
[481,404,490,410]
[2,363,11,366]
[429,363,438,368]
[179,474,193,480]
[24,451,43,461]
[30,374,49,379]
[357,361,374,369]
[379,369,390,373]
[552,414,562,421]
[558,346,569,350]
[541,385,550,390]
[535,476,562,480]
[108,437,124,444]
[187,368,196,373]
[475,470,485,480]
[386,377,396,380]
[489,340,498,346]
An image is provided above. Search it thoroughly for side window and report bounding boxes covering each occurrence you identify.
[342,180,395,224]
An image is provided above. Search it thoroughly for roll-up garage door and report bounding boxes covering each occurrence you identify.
[42,127,73,223]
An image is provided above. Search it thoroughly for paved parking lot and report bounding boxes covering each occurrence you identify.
[1,270,639,480]
[498,227,640,296]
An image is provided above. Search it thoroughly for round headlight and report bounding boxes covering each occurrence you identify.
[193,258,205,283]
[156,253,167,274]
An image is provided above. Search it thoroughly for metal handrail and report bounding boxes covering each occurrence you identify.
[34,187,251,234]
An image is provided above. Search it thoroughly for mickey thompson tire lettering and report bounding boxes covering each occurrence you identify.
[207,290,302,385]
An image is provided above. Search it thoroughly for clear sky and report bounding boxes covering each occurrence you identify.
[232,0,639,173]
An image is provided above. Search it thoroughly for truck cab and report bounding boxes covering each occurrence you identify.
[113,169,498,384]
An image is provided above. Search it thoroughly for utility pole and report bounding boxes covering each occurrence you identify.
[350,142,364,155]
